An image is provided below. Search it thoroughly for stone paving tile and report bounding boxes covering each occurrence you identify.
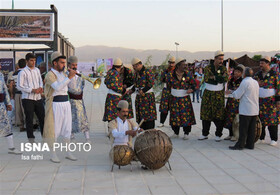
[1,81,280,195]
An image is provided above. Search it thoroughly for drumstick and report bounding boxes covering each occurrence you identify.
[136,119,145,131]
[135,119,145,136]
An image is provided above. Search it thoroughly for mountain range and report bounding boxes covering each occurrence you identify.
[75,45,279,65]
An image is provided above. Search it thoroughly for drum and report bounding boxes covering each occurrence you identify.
[232,114,262,143]
[110,145,135,166]
[134,129,173,170]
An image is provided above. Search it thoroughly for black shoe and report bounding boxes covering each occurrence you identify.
[197,101,199,103]
[33,124,39,129]
[229,145,243,150]
[244,145,254,150]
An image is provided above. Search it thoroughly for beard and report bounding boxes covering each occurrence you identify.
[59,66,65,72]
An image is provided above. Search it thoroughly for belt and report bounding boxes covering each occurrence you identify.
[53,95,69,102]
[15,91,22,94]
[0,93,4,102]
[171,89,189,97]
[68,92,83,100]
[205,83,224,91]
[135,88,153,95]
[259,88,276,98]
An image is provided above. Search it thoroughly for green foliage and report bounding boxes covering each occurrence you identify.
[97,64,105,73]
[252,55,262,61]
[144,55,153,66]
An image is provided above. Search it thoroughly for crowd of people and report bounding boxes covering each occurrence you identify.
[104,51,280,151]
[0,50,279,164]
[1,52,90,163]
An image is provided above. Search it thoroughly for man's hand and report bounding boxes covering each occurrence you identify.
[6,105,12,111]
[126,89,133,95]
[137,129,143,133]
[125,130,137,137]
[32,88,40,94]
[68,68,77,79]
[38,87,44,94]
[225,90,232,95]
[258,80,264,87]
[187,89,193,94]
[276,101,280,111]
[139,89,144,96]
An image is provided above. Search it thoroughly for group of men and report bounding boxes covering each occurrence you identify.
[1,50,279,161]
[104,51,279,150]
[1,52,90,163]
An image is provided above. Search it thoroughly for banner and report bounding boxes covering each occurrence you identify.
[0,12,54,41]
[96,59,106,74]
[106,58,113,71]
[36,53,44,66]
[0,58,13,82]
[77,62,96,77]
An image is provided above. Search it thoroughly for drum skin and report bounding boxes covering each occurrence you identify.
[134,129,173,170]
[110,145,135,166]
[232,114,262,143]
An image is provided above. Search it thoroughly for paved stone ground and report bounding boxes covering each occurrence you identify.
[1,81,280,195]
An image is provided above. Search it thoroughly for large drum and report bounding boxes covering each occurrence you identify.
[232,114,262,143]
[134,129,173,170]
[110,145,135,166]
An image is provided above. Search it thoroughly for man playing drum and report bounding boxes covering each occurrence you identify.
[108,100,142,147]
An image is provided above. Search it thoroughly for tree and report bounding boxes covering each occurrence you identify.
[252,55,262,61]
[161,53,171,66]
[144,55,153,66]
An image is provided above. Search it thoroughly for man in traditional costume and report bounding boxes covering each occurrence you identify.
[0,63,21,154]
[103,58,124,122]
[254,56,280,146]
[67,56,90,142]
[199,51,228,141]
[158,56,176,128]
[43,52,77,163]
[120,65,134,119]
[166,57,196,140]
[108,100,140,147]
[223,65,244,141]
[129,58,157,130]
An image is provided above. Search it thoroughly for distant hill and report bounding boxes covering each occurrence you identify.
[75,45,279,65]
[0,45,278,65]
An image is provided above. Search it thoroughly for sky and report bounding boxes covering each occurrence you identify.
[0,0,279,52]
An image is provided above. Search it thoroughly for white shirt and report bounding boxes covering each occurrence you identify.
[51,68,71,96]
[112,117,137,146]
[17,66,43,100]
[232,77,259,116]
[68,70,80,90]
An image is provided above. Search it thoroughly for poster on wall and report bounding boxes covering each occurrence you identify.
[0,58,13,82]
[77,62,96,77]
[106,58,113,71]
[0,12,54,41]
[96,59,106,74]
[36,53,44,66]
